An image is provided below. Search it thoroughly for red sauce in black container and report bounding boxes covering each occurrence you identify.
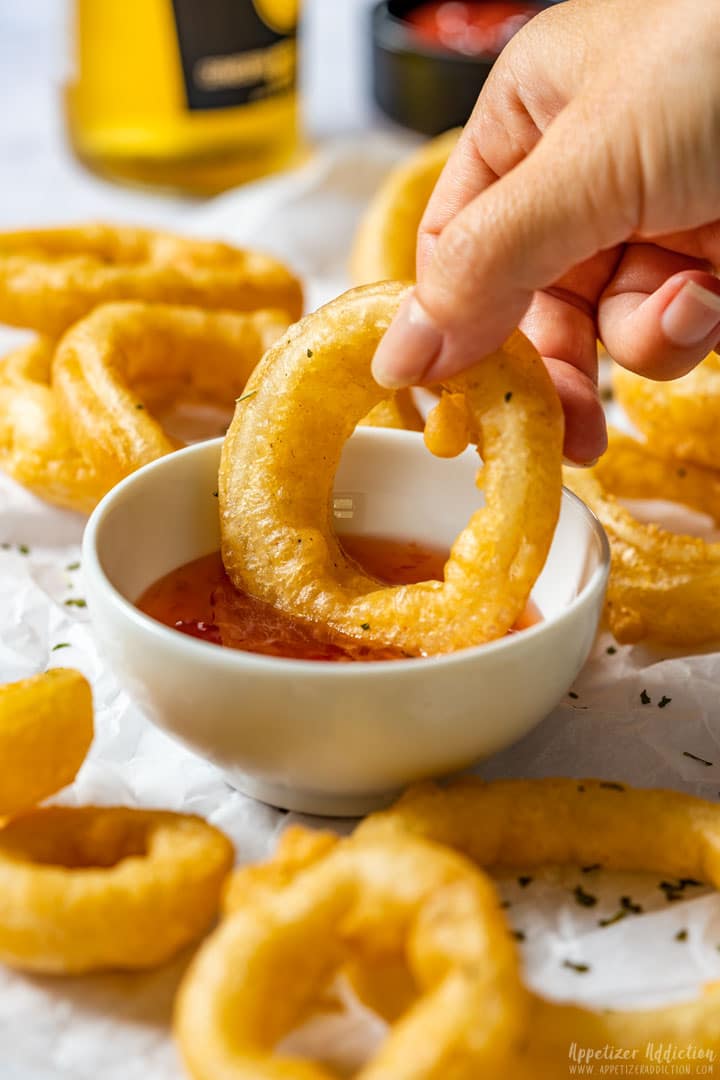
[372,0,563,135]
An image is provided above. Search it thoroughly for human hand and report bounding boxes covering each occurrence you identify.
[371,0,720,463]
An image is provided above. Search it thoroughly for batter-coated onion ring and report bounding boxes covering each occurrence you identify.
[614,352,720,469]
[356,776,720,1071]
[220,282,563,656]
[0,339,106,512]
[565,428,720,644]
[0,669,93,817]
[0,224,303,335]
[359,389,424,432]
[0,805,233,973]
[0,302,288,510]
[351,129,459,284]
[176,830,525,1080]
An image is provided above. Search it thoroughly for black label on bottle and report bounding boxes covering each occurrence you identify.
[171,0,297,111]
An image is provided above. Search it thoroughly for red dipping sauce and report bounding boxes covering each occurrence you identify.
[138,535,540,663]
[404,2,545,57]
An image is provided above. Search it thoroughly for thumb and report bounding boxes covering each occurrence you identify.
[372,97,638,387]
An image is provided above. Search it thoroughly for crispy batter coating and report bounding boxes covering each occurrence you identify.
[0,669,93,817]
[565,428,720,644]
[176,830,524,1080]
[220,282,563,655]
[0,224,302,334]
[0,805,233,973]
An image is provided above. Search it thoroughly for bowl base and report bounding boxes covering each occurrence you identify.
[224,770,402,818]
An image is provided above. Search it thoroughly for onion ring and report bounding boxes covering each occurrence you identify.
[564,428,720,644]
[356,776,720,1068]
[176,829,525,1079]
[0,224,303,335]
[0,669,93,817]
[0,338,106,512]
[614,352,720,469]
[220,281,563,655]
[0,303,288,509]
[359,389,424,432]
[0,805,233,973]
[351,129,459,284]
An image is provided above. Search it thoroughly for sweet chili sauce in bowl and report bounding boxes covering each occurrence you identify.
[138,536,540,663]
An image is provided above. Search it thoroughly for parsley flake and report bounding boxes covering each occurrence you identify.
[640,689,651,704]
[64,598,87,609]
[236,390,258,404]
[675,929,688,942]
[573,885,598,908]
[360,622,370,631]
[568,691,579,700]
[563,960,590,974]
[606,645,617,655]
[658,695,672,709]
[18,544,30,555]
[504,391,513,402]
[66,561,80,571]
[51,642,71,652]
[307,348,313,358]
[683,751,713,767]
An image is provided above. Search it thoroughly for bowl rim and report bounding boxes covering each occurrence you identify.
[372,0,559,65]
[82,430,611,679]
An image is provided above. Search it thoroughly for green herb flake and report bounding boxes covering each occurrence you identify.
[606,645,617,655]
[511,929,525,942]
[620,895,643,914]
[212,491,218,498]
[51,642,71,652]
[64,598,87,609]
[563,960,590,974]
[504,391,513,402]
[599,910,628,928]
[517,875,533,888]
[360,623,370,631]
[683,751,713,767]
[235,390,258,405]
[573,885,598,908]
[675,929,688,942]
[1,542,10,550]
[658,695,672,709]
[18,544,30,555]
[640,689,651,705]
[307,348,313,358]
[568,691,579,700]
[66,561,80,572]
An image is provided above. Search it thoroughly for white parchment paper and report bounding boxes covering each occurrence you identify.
[2,135,720,1078]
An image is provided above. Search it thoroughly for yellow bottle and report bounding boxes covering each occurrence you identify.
[66,0,301,195]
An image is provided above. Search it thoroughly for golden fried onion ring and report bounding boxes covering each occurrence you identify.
[0,224,303,335]
[220,282,563,655]
[564,428,720,644]
[0,303,288,510]
[356,776,720,1071]
[614,352,720,469]
[176,830,525,1080]
[0,339,106,512]
[0,805,233,973]
[351,129,460,284]
[0,669,93,817]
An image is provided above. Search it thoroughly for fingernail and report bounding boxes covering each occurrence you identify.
[661,280,720,347]
[372,295,444,388]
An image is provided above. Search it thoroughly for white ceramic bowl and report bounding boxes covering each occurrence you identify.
[83,429,609,816]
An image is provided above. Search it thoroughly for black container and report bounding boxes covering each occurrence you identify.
[372,0,563,135]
